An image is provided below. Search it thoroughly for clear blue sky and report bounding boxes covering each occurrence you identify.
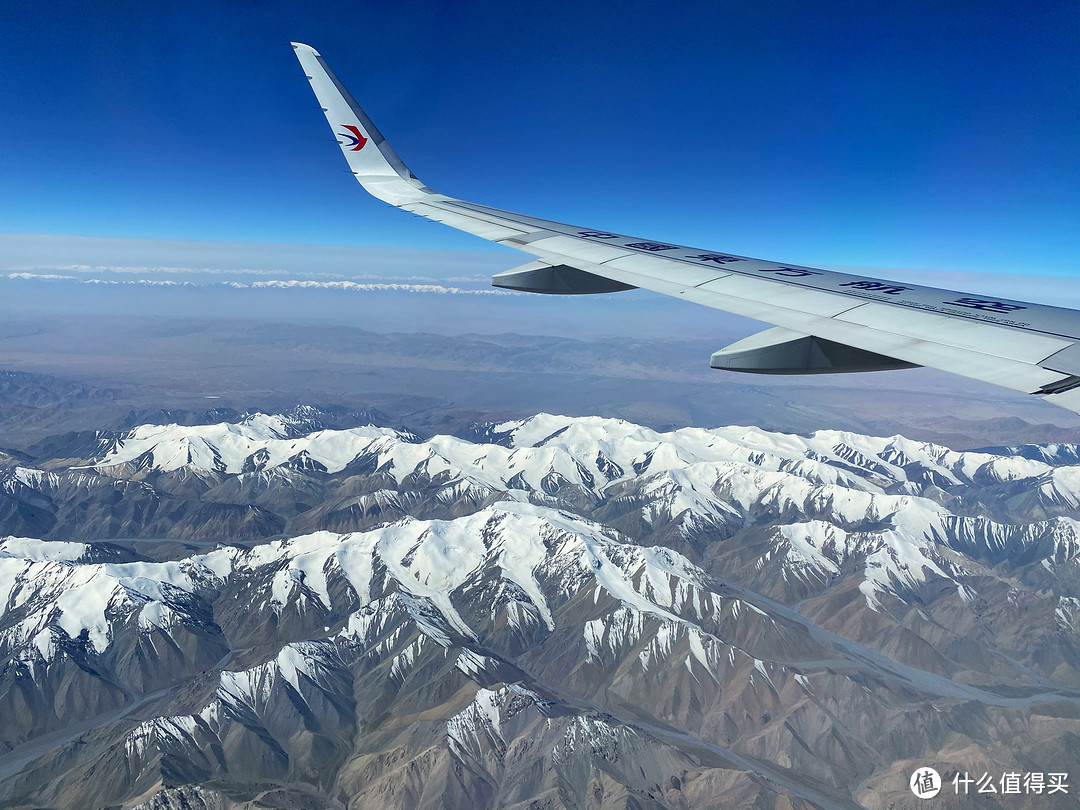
[2,0,1078,276]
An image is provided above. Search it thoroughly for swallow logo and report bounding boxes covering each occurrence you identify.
[338,124,368,151]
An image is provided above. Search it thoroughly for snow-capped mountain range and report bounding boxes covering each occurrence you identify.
[1,410,1079,809]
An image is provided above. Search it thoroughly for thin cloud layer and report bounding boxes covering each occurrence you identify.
[5,272,515,296]
[0,233,517,280]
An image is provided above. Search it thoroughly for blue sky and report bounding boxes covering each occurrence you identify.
[2,0,1078,277]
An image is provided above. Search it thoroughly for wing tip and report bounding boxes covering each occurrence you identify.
[290,41,320,56]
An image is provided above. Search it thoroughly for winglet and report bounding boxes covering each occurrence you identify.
[291,42,430,205]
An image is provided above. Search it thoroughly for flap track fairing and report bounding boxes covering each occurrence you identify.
[492,261,637,295]
[711,327,919,375]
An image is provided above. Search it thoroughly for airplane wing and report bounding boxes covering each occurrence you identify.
[291,42,1080,415]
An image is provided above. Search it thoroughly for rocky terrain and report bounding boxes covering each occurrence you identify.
[1,408,1079,809]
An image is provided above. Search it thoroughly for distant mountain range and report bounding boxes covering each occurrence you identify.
[1,408,1079,809]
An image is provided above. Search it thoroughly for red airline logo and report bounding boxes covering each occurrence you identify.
[338,125,368,151]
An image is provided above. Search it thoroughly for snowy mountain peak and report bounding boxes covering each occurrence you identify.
[4,410,1080,809]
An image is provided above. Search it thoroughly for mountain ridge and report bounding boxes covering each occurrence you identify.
[1,411,1078,809]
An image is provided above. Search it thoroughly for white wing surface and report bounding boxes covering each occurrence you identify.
[291,42,1080,414]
